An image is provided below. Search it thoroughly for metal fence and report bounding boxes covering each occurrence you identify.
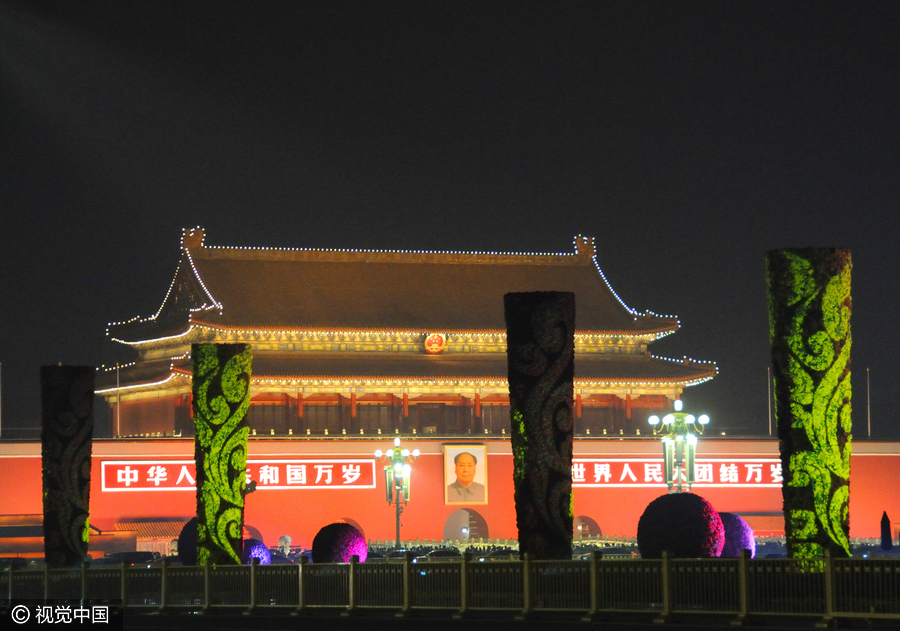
[2,552,898,623]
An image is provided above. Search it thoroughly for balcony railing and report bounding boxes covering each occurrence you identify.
[2,552,898,624]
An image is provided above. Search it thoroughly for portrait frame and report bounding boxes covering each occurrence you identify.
[443,444,488,505]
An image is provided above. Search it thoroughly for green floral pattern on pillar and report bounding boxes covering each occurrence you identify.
[766,248,851,558]
[192,343,252,565]
[41,366,95,568]
[504,291,575,560]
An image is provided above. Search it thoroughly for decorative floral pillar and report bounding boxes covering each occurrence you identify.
[41,365,95,568]
[504,291,575,559]
[192,343,252,565]
[766,248,852,558]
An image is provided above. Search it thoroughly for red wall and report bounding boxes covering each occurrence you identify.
[1,439,897,551]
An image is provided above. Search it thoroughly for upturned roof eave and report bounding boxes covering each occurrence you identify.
[96,358,717,394]
[110,316,679,346]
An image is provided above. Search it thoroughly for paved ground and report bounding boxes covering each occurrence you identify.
[121,610,891,631]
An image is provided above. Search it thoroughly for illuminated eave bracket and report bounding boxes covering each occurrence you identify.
[97,368,715,400]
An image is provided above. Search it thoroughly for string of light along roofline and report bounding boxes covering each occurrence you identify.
[183,247,221,310]
[191,229,593,257]
[107,229,679,321]
[589,254,681,323]
[105,252,220,332]
[98,371,712,394]
[95,373,181,395]
[99,377,713,396]
[115,323,673,347]
[249,376,709,388]
[202,245,574,256]
[650,354,718,366]
[110,325,197,346]
[108,230,685,345]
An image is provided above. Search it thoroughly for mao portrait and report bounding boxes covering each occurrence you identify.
[444,445,487,505]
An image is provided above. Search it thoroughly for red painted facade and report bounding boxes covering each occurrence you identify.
[2,438,897,552]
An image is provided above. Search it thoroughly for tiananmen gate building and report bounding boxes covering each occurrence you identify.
[1,228,898,556]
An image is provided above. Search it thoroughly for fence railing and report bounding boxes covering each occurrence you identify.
[2,552,898,623]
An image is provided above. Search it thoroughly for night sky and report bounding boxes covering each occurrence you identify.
[2,2,898,438]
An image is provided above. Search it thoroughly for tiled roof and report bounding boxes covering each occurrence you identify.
[108,230,679,342]
[115,519,189,539]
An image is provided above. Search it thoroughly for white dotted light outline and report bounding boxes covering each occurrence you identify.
[577,235,680,325]
[97,353,716,394]
[113,322,677,348]
[201,242,574,256]
[105,228,221,335]
[107,230,682,335]
[105,230,712,388]
[191,232,679,328]
[94,372,185,394]
[98,371,715,395]
[248,372,716,388]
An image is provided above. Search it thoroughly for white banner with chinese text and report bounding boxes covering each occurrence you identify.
[572,458,782,487]
[101,459,376,491]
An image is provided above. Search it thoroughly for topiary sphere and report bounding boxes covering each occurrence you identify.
[637,493,725,559]
[312,523,368,563]
[242,538,271,564]
[719,512,756,558]
[177,517,198,566]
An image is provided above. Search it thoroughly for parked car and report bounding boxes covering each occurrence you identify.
[383,549,411,561]
[0,557,29,570]
[477,548,516,562]
[98,551,159,567]
[424,548,461,561]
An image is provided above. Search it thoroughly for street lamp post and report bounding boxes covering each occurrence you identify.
[648,400,710,493]
[375,437,419,549]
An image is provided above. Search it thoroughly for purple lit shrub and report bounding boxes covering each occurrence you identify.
[719,512,756,558]
[637,493,725,558]
[312,523,368,563]
[242,538,271,565]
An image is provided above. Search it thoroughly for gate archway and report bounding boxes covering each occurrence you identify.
[574,515,601,540]
[443,508,489,542]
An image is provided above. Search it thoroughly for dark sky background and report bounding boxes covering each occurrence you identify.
[2,1,898,438]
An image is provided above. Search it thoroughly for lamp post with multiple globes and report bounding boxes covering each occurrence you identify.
[648,400,710,493]
[374,437,419,549]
